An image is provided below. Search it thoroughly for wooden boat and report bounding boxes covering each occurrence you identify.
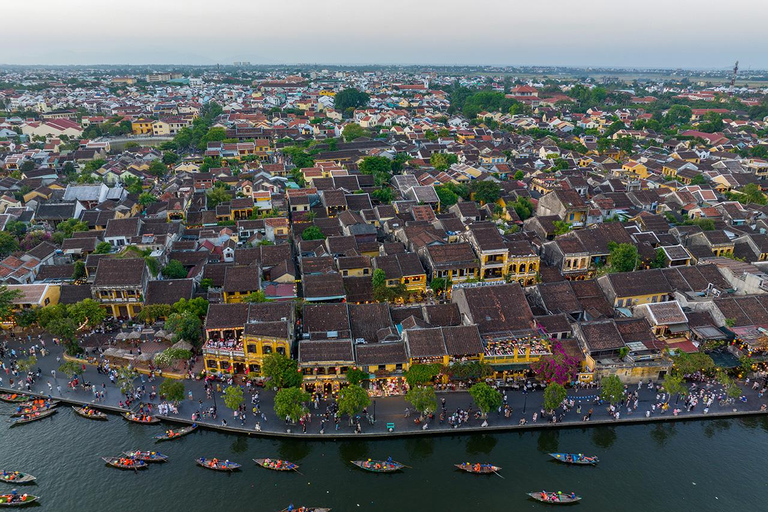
[454,462,501,474]
[154,424,197,442]
[102,457,148,470]
[9,408,57,427]
[0,492,39,506]
[72,406,108,420]
[549,453,598,465]
[0,395,28,404]
[11,403,57,418]
[528,491,582,504]
[121,451,168,463]
[122,412,160,424]
[279,507,331,512]
[18,399,58,409]
[351,460,404,473]
[0,472,35,484]
[196,458,241,472]
[254,458,300,472]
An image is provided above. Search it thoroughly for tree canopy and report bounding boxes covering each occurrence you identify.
[600,375,625,405]
[469,382,503,417]
[337,384,371,418]
[274,387,310,423]
[543,382,567,411]
[159,379,185,403]
[405,385,437,417]
[262,352,303,388]
[222,385,244,412]
[334,88,370,113]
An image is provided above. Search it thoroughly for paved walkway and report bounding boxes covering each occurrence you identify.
[2,336,767,438]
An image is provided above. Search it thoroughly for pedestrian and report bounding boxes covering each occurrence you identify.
[56,385,62,395]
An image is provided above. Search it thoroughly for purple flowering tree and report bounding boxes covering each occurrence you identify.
[531,341,580,385]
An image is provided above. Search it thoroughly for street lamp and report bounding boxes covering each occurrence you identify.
[523,388,528,414]
[373,400,376,423]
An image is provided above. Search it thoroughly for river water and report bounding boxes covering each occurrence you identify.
[2,404,766,511]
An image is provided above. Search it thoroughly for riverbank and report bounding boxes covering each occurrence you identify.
[4,386,767,440]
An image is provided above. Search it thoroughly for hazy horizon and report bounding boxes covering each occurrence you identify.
[5,0,768,69]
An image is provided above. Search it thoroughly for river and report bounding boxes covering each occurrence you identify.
[2,404,766,511]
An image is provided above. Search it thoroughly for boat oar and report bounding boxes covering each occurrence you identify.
[493,470,505,479]
[291,466,304,476]
[400,464,413,469]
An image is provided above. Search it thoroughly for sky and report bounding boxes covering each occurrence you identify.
[4,0,768,69]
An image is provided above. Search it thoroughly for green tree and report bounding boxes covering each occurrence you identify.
[671,352,715,376]
[371,188,393,204]
[435,186,458,207]
[662,374,687,402]
[404,363,441,388]
[67,298,106,329]
[16,355,37,373]
[543,382,567,412]
[301,226,326,241]
[262,352,303,389]
[274,387,310,423]
[244,290,270,303]
[222,385,244,412]
[600,375,625,405]
[406,386,437,418]
[165,311,202,347]
[15,308,38,328]
[512,196,534,221]
[346,368,369,386]
[95,241,112,254]
[58,360,81,378]
[147,160,167,178]
[0,285,22,318]
[162,259,188,279]
[334,88,370,113]
[137,304,172,323]
[664,105,693,127]
[0,232,19,257]
[138,193,157,205]
[172,297,209,318]
[468,382,503,417]
[741,183,767,205]
[608,242,638,272]
[159,379,185,402]
[48,317,80,355]
[162,151,180,165]
[116,367,138,394]
[514,170,525,180]
[337,384,371,418]
[342,123,368,142]
[552,221,572,235]
[649,248,667,269]
[470,180,501,205]
[206,186,231,209]
[429,277,448,294]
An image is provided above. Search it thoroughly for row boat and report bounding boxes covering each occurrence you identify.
[72,406,108,420]
[549,453,598,465]
[0,395,28,404]
[11,403,56,418]
[351,460,404,473]
[455,462,501,474]
[9,408,57,427]
[18,399,58,409]
[154,424,197,442]
[0,473,35,484]
[102,457,148,470]
[254,458,299,472]
[0,492,39,507]
[528,491,582,504]
[123,412,160,424]
[196,458,240,472]
[279,508,331,512]
[121,451,168,463]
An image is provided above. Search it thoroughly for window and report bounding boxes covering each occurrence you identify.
[378,365,386,371]
[247,344,257,354]
[277,346,286,355]
[342,270,348,277]
[263,346,273,354]
[395,364,403,370]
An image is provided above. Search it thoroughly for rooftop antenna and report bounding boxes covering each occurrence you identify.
[729,60,738,95]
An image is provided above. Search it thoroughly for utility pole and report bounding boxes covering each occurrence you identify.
[729,61,739,96]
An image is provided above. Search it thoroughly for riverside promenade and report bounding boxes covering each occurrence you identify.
[3,336,767,439]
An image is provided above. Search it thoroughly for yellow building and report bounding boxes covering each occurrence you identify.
[2,284,60,327]
[131,119,154,135]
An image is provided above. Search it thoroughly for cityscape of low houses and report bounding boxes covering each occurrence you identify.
[1,65,768,391]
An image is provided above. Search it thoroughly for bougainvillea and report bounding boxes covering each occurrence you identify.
[531,341,580,385]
